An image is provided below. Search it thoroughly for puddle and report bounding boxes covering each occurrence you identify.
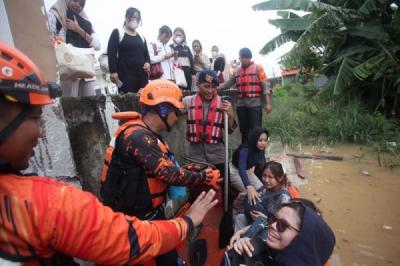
[266,143,400,266]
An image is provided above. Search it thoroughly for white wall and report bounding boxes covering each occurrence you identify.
[0,0,14,45]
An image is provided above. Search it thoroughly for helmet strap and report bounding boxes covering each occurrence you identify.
[0,106,34,144]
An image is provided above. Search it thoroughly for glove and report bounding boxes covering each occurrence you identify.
[203,168,222,190]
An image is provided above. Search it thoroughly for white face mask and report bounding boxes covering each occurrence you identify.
[212,51,218,58]
[127,20,139,30]
[174,36,183,44]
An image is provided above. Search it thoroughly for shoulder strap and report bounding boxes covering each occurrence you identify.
[151,42,157,55]
[117,28,124,43]
[56,19,62,34]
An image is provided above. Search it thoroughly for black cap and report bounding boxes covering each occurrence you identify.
[197,69,219,86]
[239,47,252,59]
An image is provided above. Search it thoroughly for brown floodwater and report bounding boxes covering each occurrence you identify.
[267,143,400,266]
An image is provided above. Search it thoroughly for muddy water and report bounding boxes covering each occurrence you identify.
[267,144,400,266]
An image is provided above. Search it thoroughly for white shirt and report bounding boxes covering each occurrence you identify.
[148,39,175,80]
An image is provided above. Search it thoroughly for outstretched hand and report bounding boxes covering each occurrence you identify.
[227,225,250,250]
[185,190,218,227]
[247,185,261,206]
[233,237,254,257]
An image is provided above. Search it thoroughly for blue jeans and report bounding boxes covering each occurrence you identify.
[236,106,262,143]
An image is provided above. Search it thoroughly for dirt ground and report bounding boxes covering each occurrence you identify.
[272,144,400,266]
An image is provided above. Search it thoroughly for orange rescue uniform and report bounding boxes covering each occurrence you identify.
[0,173,189,265]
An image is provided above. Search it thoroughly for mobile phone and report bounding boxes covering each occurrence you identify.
[221,95,231,102]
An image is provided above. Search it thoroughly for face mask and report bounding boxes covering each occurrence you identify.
[174,36,183,44]
[127,20,138,29]
[212,51,218,58]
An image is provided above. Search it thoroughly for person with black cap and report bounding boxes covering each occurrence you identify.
[184,69,237,200]
[219,48,272,143]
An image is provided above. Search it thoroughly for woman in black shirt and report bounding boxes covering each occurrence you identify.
[107,7,150,93]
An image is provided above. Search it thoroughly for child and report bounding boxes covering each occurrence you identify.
[235,161,291,231]
[230,127,269,205]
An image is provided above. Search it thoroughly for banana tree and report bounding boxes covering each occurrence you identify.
[254,0,400,116]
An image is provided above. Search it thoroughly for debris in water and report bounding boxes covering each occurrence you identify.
[358,244,372,250]
[287,152,343,161]
[382,225,392,230]
[293,157,306,179]
[360,249,375,257]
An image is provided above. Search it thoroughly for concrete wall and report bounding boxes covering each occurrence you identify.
[27,102,77,179]
[3,0,57,80]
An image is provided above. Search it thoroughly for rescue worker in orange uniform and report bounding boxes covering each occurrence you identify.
[100,80,222,266]
[0,40,218,265]
[219,48,272,143]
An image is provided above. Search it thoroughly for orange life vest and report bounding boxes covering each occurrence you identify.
[100,112,167,217]
[235,62,263,98]
[186,94,224,144]
[286,182,300,199]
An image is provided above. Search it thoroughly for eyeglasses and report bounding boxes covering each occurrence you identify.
[269,216,300,233]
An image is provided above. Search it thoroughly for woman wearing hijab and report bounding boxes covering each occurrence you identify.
[107,7,150,94]
[48,0,100,97]
[223,200,336,266]
[170,27,195,91]
[230,128,269,203]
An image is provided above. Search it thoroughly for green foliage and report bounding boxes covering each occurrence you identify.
[254,0,400,109]
[272,85,288,97]
[259,31,301,55]
[265,82,400,163]
[334,57,358,95]
[253,0,313,12]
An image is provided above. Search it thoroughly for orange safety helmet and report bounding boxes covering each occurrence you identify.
[139,80,184,110]
[0,40,60,106]
[0,40,61,143]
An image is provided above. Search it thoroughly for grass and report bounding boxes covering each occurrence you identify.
[263,82,400,167]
